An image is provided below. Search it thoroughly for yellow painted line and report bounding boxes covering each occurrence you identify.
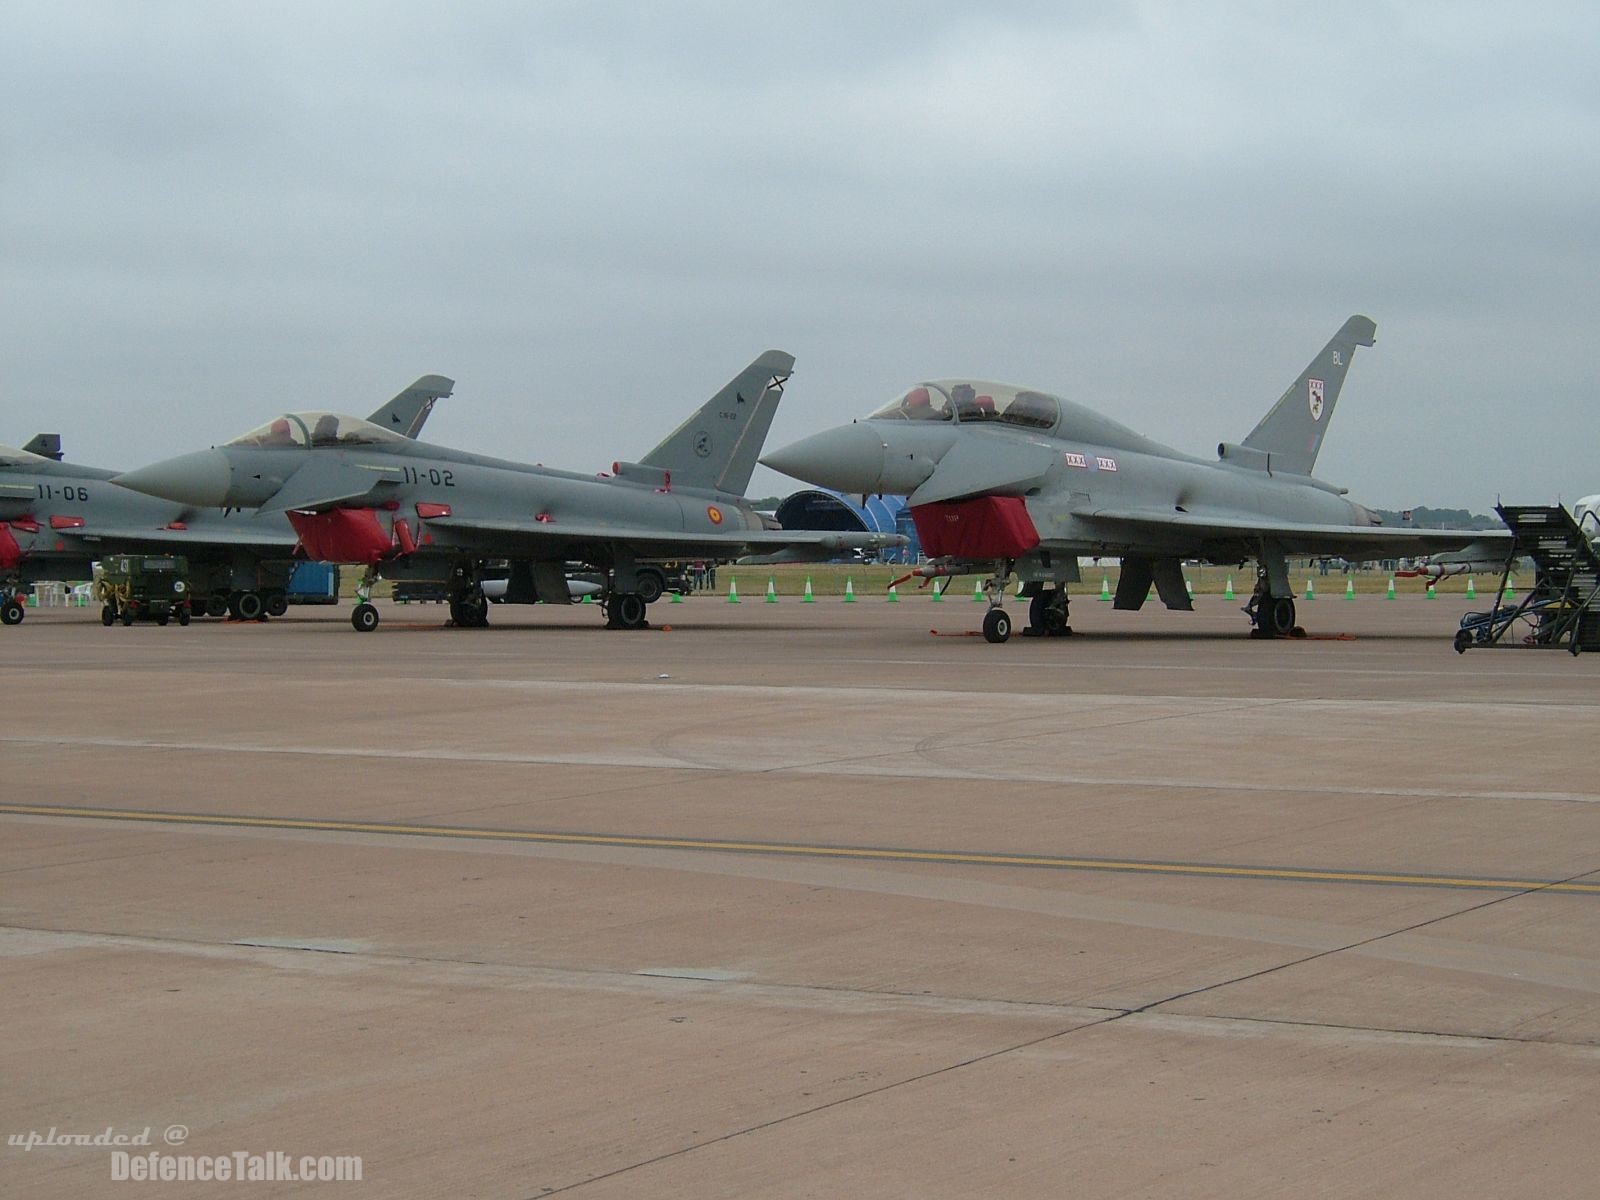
[3,802,1597,894]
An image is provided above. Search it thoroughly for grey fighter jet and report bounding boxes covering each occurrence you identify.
[761,316,1509,642]
[0,377,452,625]
[115,352,900,632]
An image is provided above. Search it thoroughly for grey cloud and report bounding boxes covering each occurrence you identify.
[2,1,1597,508]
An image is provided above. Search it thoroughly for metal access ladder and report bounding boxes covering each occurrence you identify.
[1456,505,1600,655]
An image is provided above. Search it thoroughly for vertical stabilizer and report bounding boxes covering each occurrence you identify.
[22,434,63,460]
[641,351,796,495]
[366,375,454,439]
[1241,315,1376,476]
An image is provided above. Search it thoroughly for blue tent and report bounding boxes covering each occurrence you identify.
[772,489,919,563]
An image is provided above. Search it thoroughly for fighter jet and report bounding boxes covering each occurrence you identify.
[761,316,1510,642]
[0,377,453,626]
[115,351,900,632]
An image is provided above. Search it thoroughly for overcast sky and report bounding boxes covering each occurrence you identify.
[4,2,1596,510]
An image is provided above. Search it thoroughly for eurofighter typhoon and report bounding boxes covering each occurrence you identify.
[117,352,900,631]
[762,317,1509,642]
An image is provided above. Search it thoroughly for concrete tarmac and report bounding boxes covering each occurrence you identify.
[3,593,1599,1197]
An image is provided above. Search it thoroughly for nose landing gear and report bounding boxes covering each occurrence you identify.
[350,566,382,632]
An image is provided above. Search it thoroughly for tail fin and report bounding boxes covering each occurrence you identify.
[640,350,795,495]
[1241,315,1376,476]
[22,434,63,461]
[366,375,454,439]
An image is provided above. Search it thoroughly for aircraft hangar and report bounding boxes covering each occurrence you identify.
[772,488,920,562]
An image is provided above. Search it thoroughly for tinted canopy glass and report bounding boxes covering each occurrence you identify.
[225,412,406,449]
[869,382,1060,431]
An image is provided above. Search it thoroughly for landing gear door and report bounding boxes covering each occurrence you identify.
[532,560,573,604]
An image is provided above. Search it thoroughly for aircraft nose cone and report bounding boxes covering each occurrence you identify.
[114,449,233,507]
[761,423,886,493]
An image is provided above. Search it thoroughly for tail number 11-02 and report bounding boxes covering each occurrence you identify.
[401,467,455,487]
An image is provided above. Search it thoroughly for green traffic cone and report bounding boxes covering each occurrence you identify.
[1305,578,1315,600]
[1224,576,1235,600]
[930,579,944,602]
[1505,576,1516,598]
[843,577,856,603]
[801,576,815,603]
[1098,576,1112,601]
[887,584,899,603]
[972,579,984,602]
[1385,576,1396,599]
[1465,576,1476,599]
[1426,582,1437,599]
[727,578,740,603]
[1344,577,1355,600]
[669,589,683,604]
[1185,577,1194,599]
[581,593,592,604]
[765,577,778,603]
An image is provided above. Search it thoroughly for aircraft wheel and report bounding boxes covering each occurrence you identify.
[156,611,170,626]
[264,593,288,618]
[0,598,24,626]
[101,604,116,626]
[206,594,229,618]
[1029,591,1070,637]
[982,607,1012,644]
[1027,592,1048,633]
[610,592,649,630]
[351,603,380,632]
[1453,629,1472,654]
[450,593,489,628]
[1263,595,1297,637]
[120,607,135,626]
[634,570,666,605]
[177,607,191,626]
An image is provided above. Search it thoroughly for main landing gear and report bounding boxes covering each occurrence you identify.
[604,591,650,631]
[1245,571,1303,639]
[602,564,668,631]
[194,590,282,622]
[1024,587,1072,639]
[1,592,24,626]
[448,590,490,629]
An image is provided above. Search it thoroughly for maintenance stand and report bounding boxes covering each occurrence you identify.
[1456,505,1600,655]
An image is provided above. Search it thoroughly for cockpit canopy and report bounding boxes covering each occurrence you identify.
[225,412,407,450]
[0,444,49,466]
[869,382,1062,432]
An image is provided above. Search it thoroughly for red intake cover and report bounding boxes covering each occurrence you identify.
[287,508,392,565]
[0,524,22,570]
[910,496,1041,560]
